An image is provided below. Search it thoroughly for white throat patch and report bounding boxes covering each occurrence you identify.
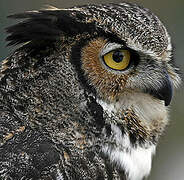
[102,124,156,180]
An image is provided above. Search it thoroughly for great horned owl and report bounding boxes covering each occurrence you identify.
[0,2,181,180]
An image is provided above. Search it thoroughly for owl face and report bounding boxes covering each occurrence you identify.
[72,36,172,145]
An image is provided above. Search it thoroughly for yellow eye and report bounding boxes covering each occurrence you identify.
[103,49,131,70]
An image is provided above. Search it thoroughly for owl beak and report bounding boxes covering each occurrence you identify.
[157,75,173,106]
[146,72,173,106]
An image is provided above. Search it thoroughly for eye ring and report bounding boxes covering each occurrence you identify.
[103,49,131,71]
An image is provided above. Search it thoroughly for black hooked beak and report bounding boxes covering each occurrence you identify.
[145,71,173,106]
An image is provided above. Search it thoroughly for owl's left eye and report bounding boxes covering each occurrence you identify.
[103,49,131,71]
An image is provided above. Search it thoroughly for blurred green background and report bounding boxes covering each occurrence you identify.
[0,0,183,179]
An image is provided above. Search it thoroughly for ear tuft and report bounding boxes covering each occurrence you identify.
[6,7,96,46]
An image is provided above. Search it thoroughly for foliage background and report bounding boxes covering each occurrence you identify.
[0,0,183,179]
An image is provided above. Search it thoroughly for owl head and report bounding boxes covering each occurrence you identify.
[6,3,181,144]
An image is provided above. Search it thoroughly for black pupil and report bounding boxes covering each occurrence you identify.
[112,50,124,63]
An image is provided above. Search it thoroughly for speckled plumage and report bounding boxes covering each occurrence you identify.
[0,2,181,180]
